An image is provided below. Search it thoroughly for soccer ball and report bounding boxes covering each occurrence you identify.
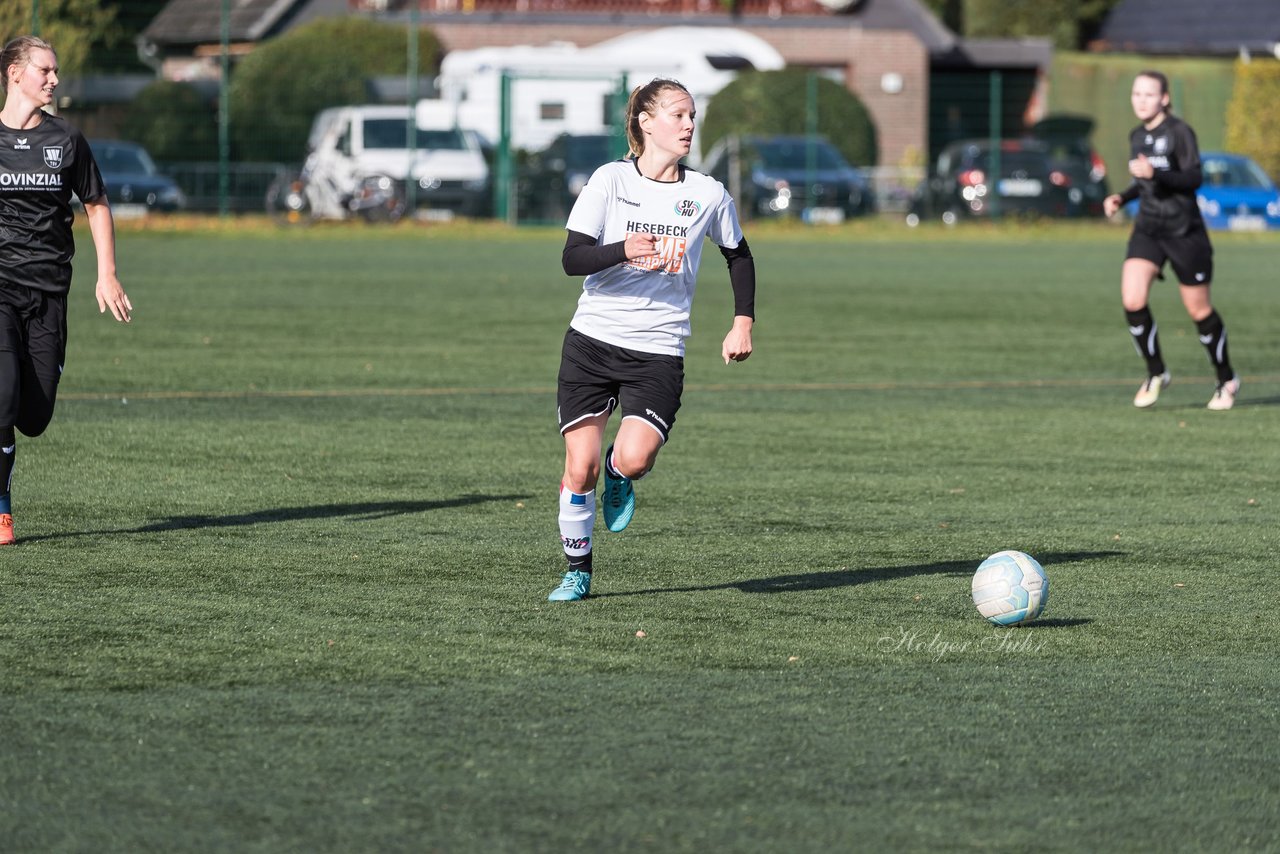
[971,550,1049,626]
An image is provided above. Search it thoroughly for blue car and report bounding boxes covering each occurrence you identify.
[1196,152,1280,230]
[1123,151,1280,230]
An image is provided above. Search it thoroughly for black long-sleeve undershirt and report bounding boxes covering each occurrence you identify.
[561,230,628,276]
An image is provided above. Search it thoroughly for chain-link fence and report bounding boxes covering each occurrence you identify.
[15,3,1240,225]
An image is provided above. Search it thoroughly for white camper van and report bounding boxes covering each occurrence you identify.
[285,103,490,221]
[419,27,785,156]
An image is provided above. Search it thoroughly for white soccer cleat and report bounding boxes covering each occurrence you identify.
[1207,376,1240,411]
[1133,371,1171,408]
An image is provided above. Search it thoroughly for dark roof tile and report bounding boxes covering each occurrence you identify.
[144,0,311,45]
[1099,0,1280,54]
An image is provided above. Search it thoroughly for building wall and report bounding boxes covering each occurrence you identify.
[426,20,928,166]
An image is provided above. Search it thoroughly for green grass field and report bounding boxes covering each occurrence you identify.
[2,220,1278,852]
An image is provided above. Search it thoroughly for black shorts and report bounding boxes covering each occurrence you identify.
[0,284,67,437]
[557,327,683,443]
[1126,227,1213,286]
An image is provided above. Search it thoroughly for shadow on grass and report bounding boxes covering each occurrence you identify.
[1026,617,1092,629]
[594,550,1122,598]
[1162,394,1279,410]
[22,494,526,543]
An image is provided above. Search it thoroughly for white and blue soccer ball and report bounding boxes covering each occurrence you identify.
[971,550,1049,626]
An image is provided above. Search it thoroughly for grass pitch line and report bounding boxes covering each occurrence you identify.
[59,374,1276,403]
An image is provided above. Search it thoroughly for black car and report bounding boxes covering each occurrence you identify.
[1027,115,1109,217]
[699,134,874,222]
[519,133,624,222]
[88,139,186,213]
[907,138,1075,225]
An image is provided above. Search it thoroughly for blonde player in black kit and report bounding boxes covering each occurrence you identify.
[548,78,756,601]
[1103,70,1238,411]
[0,36,132,545]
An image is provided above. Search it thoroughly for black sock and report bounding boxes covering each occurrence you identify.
[0,426,13,515]
[603,448,621,480]
[1125,307,1165,376]
[1195,310,1234,383]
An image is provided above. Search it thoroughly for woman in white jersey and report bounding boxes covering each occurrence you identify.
[548,78,756,601]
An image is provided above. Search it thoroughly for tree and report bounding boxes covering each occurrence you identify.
[1224,59,1280,182]
[87,0,169,73]
[0,0,117,77]
[919,0,1124,50]
[701,69,878,167]
[126,80,218,162]
[1076,0,1126,47]
[228,17,443,163]
[963,0,1079,50]
[918,0,963,33]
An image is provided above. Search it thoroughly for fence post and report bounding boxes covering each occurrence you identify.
[806,71,818,216]
[611,74,629,160]
[988,69,1002,219]
[496,71,513,223]
[219,0,230,218]
[406,5,420,217]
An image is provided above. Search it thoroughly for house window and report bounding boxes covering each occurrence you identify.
[540,102,566,121]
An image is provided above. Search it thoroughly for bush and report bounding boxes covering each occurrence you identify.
[963,0,1077,50]
[701,69,878,167]
[1224,59,1280,181]
[126,80,218,162]
[228,18,442,163]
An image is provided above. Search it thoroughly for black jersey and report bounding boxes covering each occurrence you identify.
[1120,114,1205,238]
[0,113,105,295]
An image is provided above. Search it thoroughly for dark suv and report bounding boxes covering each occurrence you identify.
[1027,115,1109,217]
[519,133,624,222]
[907,139,1074,225]
[699,134,874,222]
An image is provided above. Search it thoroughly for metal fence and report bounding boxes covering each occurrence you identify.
[159,162,290,214]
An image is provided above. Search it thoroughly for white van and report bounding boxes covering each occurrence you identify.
[306,104,490,217]
[423,26,785,156]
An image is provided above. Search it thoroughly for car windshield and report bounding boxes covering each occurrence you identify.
[1203,157,1273,190]
[564,136,614,166]
[1041,140,1091,164]
[966,150,1049,176]
[363,119,468,151]
[94,144,155,176]
[754,139,849,171]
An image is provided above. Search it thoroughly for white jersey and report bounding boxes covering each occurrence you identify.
[565,159,744,357]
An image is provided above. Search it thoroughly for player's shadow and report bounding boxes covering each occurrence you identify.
[19,494,525,543]
[1235,395,1280,408]
[593,550,1122,598]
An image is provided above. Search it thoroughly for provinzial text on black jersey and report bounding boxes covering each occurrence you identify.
[0,171,64,188]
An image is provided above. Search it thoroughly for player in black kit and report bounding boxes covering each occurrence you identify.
[0,36,133,545]
[1103,70,1238,411]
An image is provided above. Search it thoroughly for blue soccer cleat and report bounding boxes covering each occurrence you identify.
[548,570,592,601]
[601,451,635,533]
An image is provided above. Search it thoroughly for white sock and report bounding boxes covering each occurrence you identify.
[559,484,595,569]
